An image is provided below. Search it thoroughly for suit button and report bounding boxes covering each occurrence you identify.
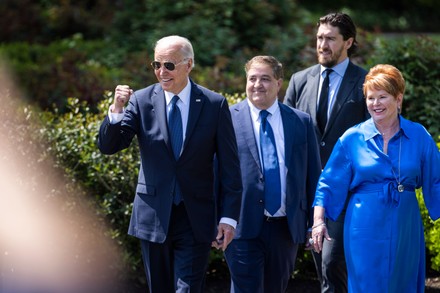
[320,141,326,147]
[259,199,263,203]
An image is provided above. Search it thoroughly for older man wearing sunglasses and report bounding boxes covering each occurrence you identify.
[98,35,242,293]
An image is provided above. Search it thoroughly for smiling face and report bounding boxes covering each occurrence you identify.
[153,42,192,94]
[316,24,353,67]
[363,64,406,126]
[366,88,402,125]
[246,62,282,110]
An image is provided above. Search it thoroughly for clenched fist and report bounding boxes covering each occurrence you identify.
[112,85,133,113]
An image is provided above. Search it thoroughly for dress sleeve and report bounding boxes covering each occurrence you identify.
[313,139,353,221]
[421,136,440,221]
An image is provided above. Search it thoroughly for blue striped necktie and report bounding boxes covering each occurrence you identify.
[259,110,281,215]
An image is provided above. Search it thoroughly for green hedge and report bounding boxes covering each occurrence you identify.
[418,144,440,272]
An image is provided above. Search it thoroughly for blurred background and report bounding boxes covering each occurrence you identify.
[0,1,439,292]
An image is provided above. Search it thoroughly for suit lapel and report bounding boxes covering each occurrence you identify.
[306,65,321,126]
[235,101,262,171]
[151,86,173,154]
[279,103,294,168]
[327,62,357,129]
[183,81,203,152]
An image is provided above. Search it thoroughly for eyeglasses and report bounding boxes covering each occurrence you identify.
[151,59,188,71]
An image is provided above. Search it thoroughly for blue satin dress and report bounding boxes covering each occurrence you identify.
[313,116,440,293]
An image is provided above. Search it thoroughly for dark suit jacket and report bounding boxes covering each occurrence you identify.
[229,100,321,243]
[98,80,242,243]
[284,61,369,167]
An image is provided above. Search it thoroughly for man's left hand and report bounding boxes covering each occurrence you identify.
[211,223,235,251]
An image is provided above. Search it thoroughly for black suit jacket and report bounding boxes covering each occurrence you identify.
[284,61,369,167]
[98,80,242,243]
[230,100,321,243]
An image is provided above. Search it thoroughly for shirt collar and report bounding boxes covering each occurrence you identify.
[247,99,280,121]
[164,78,191,106]
[363,115,411,141]
[320,57,349,78]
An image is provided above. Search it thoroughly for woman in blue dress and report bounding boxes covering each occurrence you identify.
[310,64,440,292]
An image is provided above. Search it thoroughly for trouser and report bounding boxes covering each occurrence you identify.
[140,203,212,293]
[225,217,298,293]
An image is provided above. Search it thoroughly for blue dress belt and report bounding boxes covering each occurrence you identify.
[352,181,416,206]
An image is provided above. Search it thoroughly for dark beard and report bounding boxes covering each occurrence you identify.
[318,54,337,68]
[317,48,342,68]
[320,60,337,68]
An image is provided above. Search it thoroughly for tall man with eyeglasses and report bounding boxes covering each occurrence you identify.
[98,35,242,293]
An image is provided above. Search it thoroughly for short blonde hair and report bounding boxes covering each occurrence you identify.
[363,64,405,98]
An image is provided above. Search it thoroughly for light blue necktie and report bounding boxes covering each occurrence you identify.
[169,95,183,204]
[259,110,281,215]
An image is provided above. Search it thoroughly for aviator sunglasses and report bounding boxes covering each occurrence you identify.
[151,59,188,71]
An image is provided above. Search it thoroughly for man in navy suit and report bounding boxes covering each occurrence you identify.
[284,13,369,293]
[98,35,242,293]
[224,56,321,293]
